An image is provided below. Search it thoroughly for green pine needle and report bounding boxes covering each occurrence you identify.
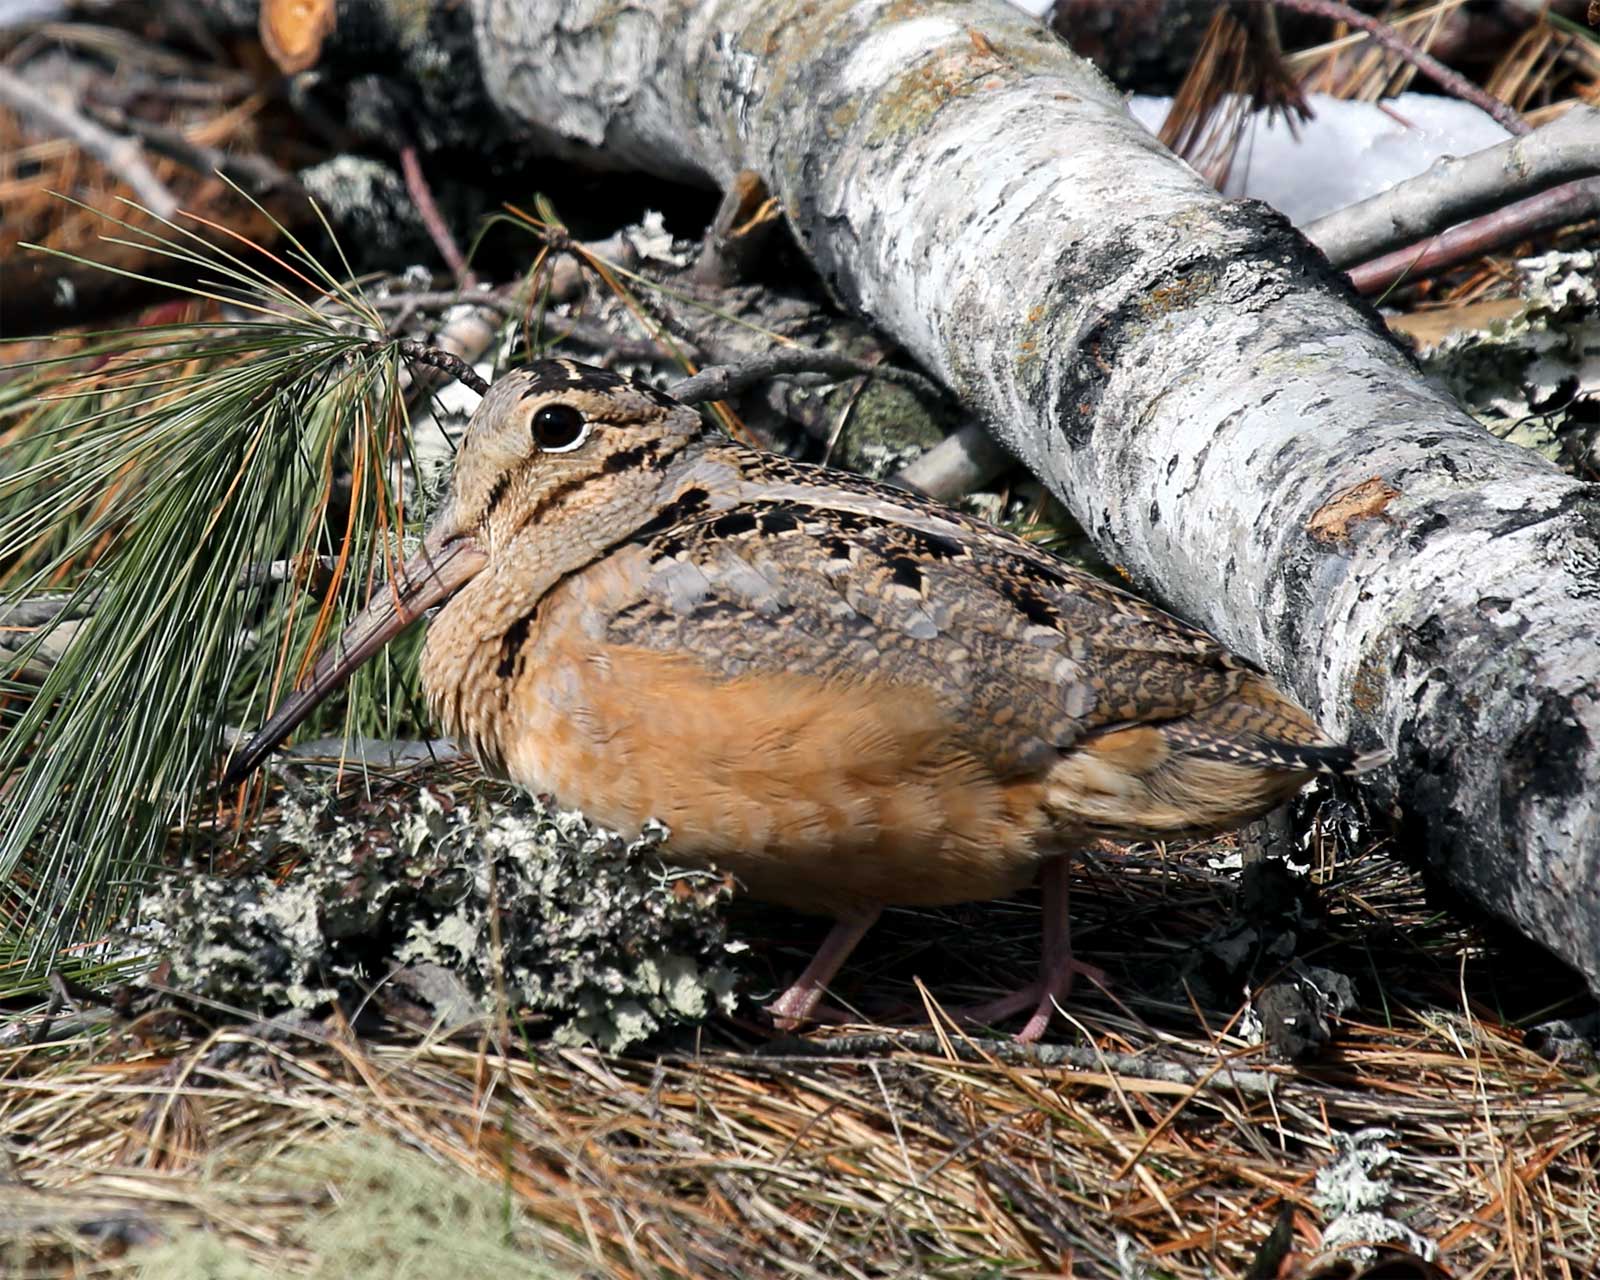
[0,194,463,993]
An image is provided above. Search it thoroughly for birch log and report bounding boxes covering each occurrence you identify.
[247,1,1600,986]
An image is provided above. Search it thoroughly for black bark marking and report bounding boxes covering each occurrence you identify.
[1212,201,1409,360]
[1408,510,1450,550]
[1500,692,1592,833]
[1491,487,1596,540]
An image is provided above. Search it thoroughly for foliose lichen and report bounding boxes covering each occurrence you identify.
[135,784,743,1052]
[1423,250,1600,478]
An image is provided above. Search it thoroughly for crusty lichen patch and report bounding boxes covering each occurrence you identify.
[1422,250,1600,478]
[135,785,743,1052]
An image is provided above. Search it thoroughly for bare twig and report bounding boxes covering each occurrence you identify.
[0,594,96,630]
[1309,105,1600,268]
[82,102,303,196]
[1347,175,1600,295]
[671,348,947,407]
[538,316,690,364]
[1271,0,1530,136]
[213,734,465,770]
[752,1032,1279,1095]
[399,145,471,286]
[689,169,782,288]
[375,288,518,317]
[394,339,489,395]
[376,292,685,367]
[0,65,179,217]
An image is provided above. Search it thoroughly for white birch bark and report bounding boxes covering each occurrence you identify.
[471,0,1600,986]
[216,0,1600,986]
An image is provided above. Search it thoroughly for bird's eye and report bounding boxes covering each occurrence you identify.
[531,403,589,452]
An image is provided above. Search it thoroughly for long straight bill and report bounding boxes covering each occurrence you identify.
[221,528,488,785]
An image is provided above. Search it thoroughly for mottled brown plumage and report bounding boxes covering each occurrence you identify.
[227,358,1385,1041]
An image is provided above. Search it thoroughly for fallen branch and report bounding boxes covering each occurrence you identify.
[1310,105,1600,269]
[0,65,179,218]
[1346,175,1600,294]
[181,0,1600,994]
[751,1032,1279,1095]
[669,347,946,407]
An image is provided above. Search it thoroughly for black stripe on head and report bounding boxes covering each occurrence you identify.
[519,360,626,400]
[510,473,593,538]
[515,361,679,412]
[634,380,680,409]
[484,472,513,520]
[603,442,658,473]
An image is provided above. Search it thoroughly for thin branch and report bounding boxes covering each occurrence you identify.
[750,1032,1279,1095]
[375,288,517,316]
[1309,105,1600,268]
[376,291,687,367]
[670,348,947,408]
[541,317,688,363]
[399,145,471,286]
[0,595,96,630]
[1346,175,1600,295]
[0,65,179,217]
[393,339,490,395]
[1271,0,1530,136]
[83,102,303,197]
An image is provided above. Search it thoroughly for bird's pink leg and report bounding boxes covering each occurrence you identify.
[1015,857,1106,1042]
[766,908,881,1030]
[953,857,1107,1041]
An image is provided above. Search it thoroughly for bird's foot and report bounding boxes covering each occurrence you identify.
[765,992,855,1032]
[949,955,1110,1043]
[765,910,881,1032]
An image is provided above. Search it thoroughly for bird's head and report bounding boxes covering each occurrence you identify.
[221,358,706,785]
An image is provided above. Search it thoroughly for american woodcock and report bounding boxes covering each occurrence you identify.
[226,357,1385,1042]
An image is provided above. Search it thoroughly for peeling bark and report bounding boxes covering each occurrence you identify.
[226,0,1600,988]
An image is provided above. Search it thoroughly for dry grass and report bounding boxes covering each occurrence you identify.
[0,30,302,334]
[4,826,1596,1279]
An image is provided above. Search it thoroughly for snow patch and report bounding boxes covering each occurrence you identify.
[1127,92,1509,225]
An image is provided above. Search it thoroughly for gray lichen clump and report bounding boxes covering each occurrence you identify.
[136,785,744,1052]
[1422,249,1600,478]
